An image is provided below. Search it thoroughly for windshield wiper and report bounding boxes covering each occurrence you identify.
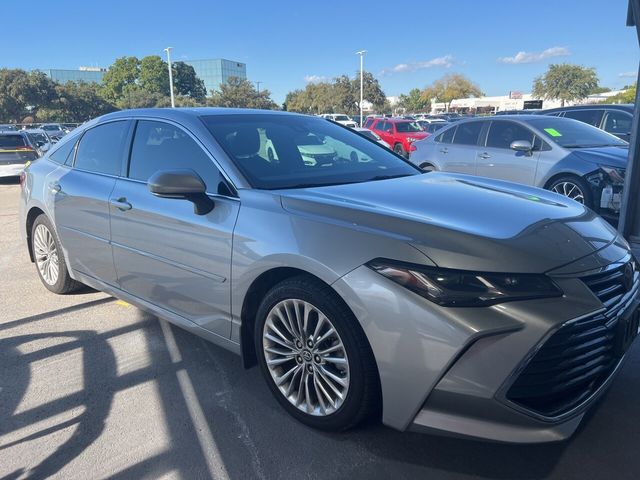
[367,173,415,182]
[563,144,624,148]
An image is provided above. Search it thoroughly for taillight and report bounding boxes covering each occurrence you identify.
[15,145,34,151]
[19,172,26,188]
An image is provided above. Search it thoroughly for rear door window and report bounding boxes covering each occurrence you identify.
[452,122,482,145]
[563,109,604,127]
[74,121,128,175]
[49,138,77,164]
[486,121,535,149]
[436,126,456,144]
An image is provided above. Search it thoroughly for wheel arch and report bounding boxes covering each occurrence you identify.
[25,206,46,263]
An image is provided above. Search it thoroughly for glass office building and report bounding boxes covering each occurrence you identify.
[183,59,247,95]
[44,68,106,84]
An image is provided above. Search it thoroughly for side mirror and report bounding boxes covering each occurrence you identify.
[510,140,533,155]
[148,169,214,215]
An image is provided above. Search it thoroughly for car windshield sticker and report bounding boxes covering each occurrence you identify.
[544,128,562,137]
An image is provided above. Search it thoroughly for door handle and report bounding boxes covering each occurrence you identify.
[439,148,449,154]
[479,152,491,159]
[110,197,132,211]
[50,182,61,193]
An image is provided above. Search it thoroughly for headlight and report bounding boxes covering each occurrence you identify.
[406,137,419,143]
[600,165,626,185]
[367,260,563,307]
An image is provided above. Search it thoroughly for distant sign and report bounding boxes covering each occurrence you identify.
[509,91,523,100]
[523,100,543,110]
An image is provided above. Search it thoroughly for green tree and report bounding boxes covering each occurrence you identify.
[40,81,115,122]
[397,88,430,112]
[421,73,482,111]
[173,62,207,101]
[604,84,636,104]
[351,72,387,113]
[101,56,140,104]
[117,84,168,109]
[208,77,278,110]
[139,55,169,96]
[0,69,57,122]
[532,64,598,106]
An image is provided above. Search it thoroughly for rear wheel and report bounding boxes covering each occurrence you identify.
[547,175,593,208]
[31,214,82,294]
[255,276,380,431]
[393,143,407,158]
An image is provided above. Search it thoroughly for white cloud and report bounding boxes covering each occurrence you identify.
[380,55,454,76]
[498,46,570,64]
[619,71,637,78]
[304,75,329,83]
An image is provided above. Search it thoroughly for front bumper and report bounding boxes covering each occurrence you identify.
[332,250,639,443]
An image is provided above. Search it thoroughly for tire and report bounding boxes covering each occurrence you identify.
[393,143,407,158]
[31,214,83,294]
[255,275,380,431]
[420,163,436,172]
[547,175,593,209]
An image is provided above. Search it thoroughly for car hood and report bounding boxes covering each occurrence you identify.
[571,146,629,169]
[279,173,621,273]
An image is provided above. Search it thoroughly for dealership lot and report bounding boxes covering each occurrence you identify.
[1,178,639,480]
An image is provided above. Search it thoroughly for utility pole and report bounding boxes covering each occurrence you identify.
[164,47,175,108]
[356,51,367,126]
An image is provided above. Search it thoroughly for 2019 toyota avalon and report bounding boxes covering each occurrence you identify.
[19,108,639,443]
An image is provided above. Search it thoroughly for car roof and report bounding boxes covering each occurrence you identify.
[98,107,306,124]
[542,104,634,113]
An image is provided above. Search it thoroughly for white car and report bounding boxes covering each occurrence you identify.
[321,114,357,128]
[354,127,391,149]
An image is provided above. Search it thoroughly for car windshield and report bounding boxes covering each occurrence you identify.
[202,114,419,189]
[395,122,423,133]
[334,115,350,121]
[527,117,628,148]
[0,134,27,148]
[42,125,58,130]
[30,133,48,145]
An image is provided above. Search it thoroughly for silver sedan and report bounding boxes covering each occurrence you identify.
[19,108,639,443]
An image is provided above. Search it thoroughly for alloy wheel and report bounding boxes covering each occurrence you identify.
[551,181,585,204]
[33,224,59,285]
[262,299,350,416]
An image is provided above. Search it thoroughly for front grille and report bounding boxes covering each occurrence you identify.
[505,260,638,419]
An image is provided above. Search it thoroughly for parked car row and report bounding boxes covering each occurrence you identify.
[409,114,629,221]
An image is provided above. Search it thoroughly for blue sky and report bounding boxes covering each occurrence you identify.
[2,0,638,103]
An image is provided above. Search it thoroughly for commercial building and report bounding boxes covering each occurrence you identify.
[44,66,107,84]
[182,58,246,95]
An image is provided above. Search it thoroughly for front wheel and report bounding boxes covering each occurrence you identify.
[547,176,593,209]
[255,276,380,431]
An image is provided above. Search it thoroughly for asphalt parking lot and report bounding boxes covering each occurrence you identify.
[1,177,640,480]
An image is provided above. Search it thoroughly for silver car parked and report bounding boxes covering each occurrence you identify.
[410,115,629,221]
[20,108,639,443]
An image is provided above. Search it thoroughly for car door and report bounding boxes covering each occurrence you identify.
[52,120,131,285]
[563,109,604,129]
[374,120,394,146]
[475,120,540,185]
[109,119,240,338]
[438,121,483,174]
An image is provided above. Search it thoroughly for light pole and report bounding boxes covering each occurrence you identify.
[164,47,175,108]
[255,81,262,94]
[356,50,367,126]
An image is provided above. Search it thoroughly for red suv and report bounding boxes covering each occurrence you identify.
[364,117,428,157]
